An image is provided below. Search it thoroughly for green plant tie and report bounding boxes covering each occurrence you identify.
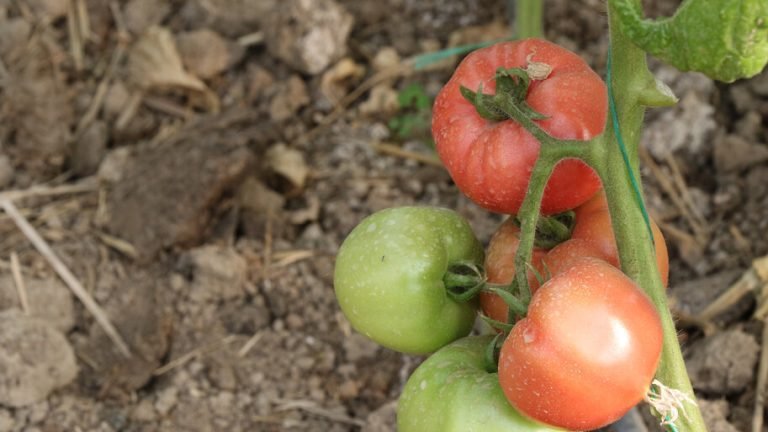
[606,47,654,245]
[413,38,512,70]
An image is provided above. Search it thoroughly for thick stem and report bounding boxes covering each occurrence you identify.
[599,1,707,430]
[514,0,544,39]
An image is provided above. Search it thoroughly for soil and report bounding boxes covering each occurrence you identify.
[0,0,766,431]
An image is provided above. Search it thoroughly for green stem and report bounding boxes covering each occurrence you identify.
[598,1,706,430]
[514,0,544,39]
[513,152,556,305]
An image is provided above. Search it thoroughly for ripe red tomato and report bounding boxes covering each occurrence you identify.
[480,218,546,324]
[432,38,606,215]
[498,258,663,430]
[571,192,669,286]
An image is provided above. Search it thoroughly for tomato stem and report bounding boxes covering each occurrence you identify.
[589,2,707,430]
[514,0,544,39]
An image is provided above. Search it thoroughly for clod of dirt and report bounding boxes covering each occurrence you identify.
[359,85,399,116]
[713,133,768,174]
[1,19,74,174]
[179,245,248,302]
[268,75,310,122]
[0,310,77,408]
[0,275,75,333]
[264,143,309,195]
[124,0,171,35]
[105,114,255,259]
[669,270,750,325]
[685,328,759,395]
[246,66,276,104]
[263,0,354,75]
[697,399,740,432]
[0,153,14,188]
[342,333,380,363]
[237,176,286,238]
[103,80,131,119]
[128,26,219,112]
[176,29,237,80]
[320,58,365,105]
[178,0,277,37]
[372,47,401,72]
[76,268,172,398]
[71,121,108,177]
[26,0,68,20]
[362,400,397,432]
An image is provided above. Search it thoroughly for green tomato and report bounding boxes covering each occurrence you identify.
[334,207,483,354]
[398,336,564,432]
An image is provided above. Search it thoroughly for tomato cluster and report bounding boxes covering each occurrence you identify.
[334,39,665,432]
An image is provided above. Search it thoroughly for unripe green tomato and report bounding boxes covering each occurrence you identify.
[398,336,564,432]
[334,207,483,354]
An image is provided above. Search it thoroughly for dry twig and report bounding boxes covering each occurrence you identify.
[154,335,237,376]
[274,399,366,427]
[372,142,443,167]
[10,252,30,315]
[0,199,132,357]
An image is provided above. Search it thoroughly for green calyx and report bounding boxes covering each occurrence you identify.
[613,0,768,82]
[460,67,549,122]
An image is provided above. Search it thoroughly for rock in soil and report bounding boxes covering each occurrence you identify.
[76,266,173,398]
[71,120,108,177]
[176,29,236,80]
[178,245,248,302]
[263,0,354,75]
[0,310,77,407]
[0,275,75,333]
[697,399,740,432]
[362,400,397,432]
[669,270,750,326]
[105,112,256,260]
[0,153,14,188]
[686,328,759,395]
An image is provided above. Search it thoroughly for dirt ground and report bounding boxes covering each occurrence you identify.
[0,0,766,431]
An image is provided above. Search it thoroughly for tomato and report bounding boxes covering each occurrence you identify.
[480,218,547,324]
[432,38,606,215]
[498,258,663,430]
[571,191,669,286]
[334,207,483,354]
[398,335,565,432]
[541,237,612,277]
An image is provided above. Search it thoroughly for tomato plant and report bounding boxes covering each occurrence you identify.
[498,258,663,430]
[432,38,606,215]
[333,207,483,354]
[398,335,564,432]
[481,192,669,324]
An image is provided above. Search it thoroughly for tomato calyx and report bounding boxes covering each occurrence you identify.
[460,67,549,123]
[513,210,575,249]
[443,261,486,302]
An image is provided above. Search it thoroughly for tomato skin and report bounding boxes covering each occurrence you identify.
[334,207,483,354]
[480,218,546,324]
[398,336,565,432]
[432,38,606,215]
[572,192,669,286]
[498,258,663,430]
[541,238,612,277]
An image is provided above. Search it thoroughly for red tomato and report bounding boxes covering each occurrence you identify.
[432,38,606,215]
[498,258,663,430]
[541,237,612,277]
[480,218,546,324]
[572,192,669,286]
